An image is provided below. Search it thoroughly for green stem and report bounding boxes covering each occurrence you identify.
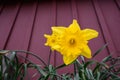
[55,64,66,70]
[0,55,2,80]
[48,49,52,66]
[74,61,77,75]
[80,56,85,64]
[50,73,66,80]
[82,73,86,80]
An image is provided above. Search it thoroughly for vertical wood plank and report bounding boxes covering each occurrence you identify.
[0,3,20,49]
[27,1,54,79]
[28,1,52,65]
[71,0,79,20]
[0,0,4,15]
[76,0,109,60]
[5,1,37,60]
[6,0,36,62]
[56,0,73,26]
[115,0,120,9]
[94,0,120,57]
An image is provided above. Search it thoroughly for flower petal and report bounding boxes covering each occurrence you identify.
[68,19,81,33]
[44,34,51,46]
[52,45,61,51]
[63,55,78,65]
[81,45,92,58]
[82,29,98,40]
[44,34,51,38]
[52,26,66,34]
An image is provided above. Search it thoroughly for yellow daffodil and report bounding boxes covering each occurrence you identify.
[44,34,59,51]
[59,20,98,65]
[44,27,66,51]
[44,19,98,65]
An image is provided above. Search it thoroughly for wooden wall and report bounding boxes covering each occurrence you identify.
[0,0,120,79]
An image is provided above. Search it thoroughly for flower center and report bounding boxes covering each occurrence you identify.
[51,39,55,43]
[69,38,75,45]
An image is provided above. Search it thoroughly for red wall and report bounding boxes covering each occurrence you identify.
[0,0,120,79]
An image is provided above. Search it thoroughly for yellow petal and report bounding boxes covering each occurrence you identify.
[81,45,92,58]
[44,43,48,46]
[51,27,66,34]
[68,19,81,33]
[44,34,50,46]
[82,29,98,40]
[44,34,51,38]
[63,55,78,65]
[52,45,61,51]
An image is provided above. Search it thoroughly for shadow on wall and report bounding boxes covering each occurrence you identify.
[0,0,86,5]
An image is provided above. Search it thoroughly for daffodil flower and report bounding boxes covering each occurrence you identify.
[44,27,66,51]
[44,19,98,65]
[44,34,60,51]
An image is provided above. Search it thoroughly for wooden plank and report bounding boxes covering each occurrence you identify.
[71,0,79,20]
[6,2,36,50]
[96,0,120,56]
[4,2,37,79]
[0,3,20,49]
[5,1,37,62]
[76,0,109,60]
[56,0,72,26]
[27,1,54,79]
[28,1,51,65]
[0,0,4,14]
[115,0,120,9]
[0,6,4,15]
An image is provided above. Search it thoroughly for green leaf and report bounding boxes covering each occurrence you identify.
[4,73,8,80]
[74,73,80,80]
[99,62,109,69]
[44,74,50,80]
[88,69,95,80]
[3,56,10,67]
[84,68,91,79]
[84,60,95,68]
[102,55,112,63]
[49,65,54,73]
[33,64,47,77]
[100,70,109,80]
[23,64,27,78]
[10,51,16,61]
[76,59,83,69]
[62,74,72,80]
[12,50,47,66]
[93,43,108,58]
[0,50,9,55]
[14,63,24,79]
[110,72,120,79]
[93,63,100,74]
[96,71,100,80]
[0,55,3,80]
[15,54,19,64]
[80,56,85,63]
[55,64,66,70]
